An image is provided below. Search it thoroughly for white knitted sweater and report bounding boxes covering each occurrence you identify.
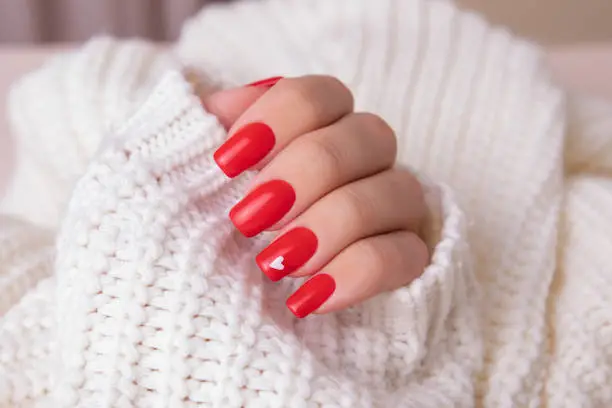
[2,0,612,406]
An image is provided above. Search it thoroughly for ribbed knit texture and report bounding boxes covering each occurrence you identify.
[0,217,53,315]
[1,0,611,406]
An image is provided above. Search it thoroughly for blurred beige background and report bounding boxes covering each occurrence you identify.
[0,0,220,43]
[1,0,612,45]
[457,0,612,45]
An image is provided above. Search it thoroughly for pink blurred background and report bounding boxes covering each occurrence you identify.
[2,0,612,45]
[0,0,224,43]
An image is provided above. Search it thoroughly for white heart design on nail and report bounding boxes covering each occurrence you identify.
[269,256,285,270]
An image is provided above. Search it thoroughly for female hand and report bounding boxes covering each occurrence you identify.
[202,75,429,318]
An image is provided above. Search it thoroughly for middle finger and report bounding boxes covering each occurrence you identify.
[228,113,397,237]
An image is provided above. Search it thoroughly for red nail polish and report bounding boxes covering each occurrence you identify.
[286,274,336,318]
[256,227,318,281]
[229,180,296,237]
[213,122,275,178]
[246,76,283,88]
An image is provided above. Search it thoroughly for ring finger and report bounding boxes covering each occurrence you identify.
[286,230,429,317]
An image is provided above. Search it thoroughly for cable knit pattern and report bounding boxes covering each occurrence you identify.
[5,38,176,227]
[0,216,53,315]
[1,0,611,406]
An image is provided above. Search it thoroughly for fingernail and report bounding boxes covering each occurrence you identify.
[213,122,275,178]
[246,76,283,88]
[256,227,318,281]
[229,180,296,237]
[286,274,336,318]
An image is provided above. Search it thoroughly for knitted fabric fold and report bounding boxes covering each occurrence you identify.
[1,71,472,407]
[0,216,53,315]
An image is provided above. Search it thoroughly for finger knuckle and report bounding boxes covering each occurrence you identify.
[338,185,374,230]
[355,112,397,158]
[307,137,345,183]
[386,232,428,287]
[284,76,354,118]
[389,168,426,225]
[356,239,388,277]
[359,112,394,138]
[389,168,420,195]
[320,75,354,110]
[282,78,327,120]
[405,232,430,270]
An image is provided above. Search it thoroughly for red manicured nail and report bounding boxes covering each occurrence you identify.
[213,122,275,178]
[256,227,318,281]
[286,274,336,318]
[246,76,283,88]
[229,180,296,237]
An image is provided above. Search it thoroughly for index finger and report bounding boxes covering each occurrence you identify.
[213,75,354,178]
[198,77,278,129]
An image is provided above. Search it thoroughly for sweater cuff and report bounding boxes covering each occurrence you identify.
[361,179,479,365]
[94,70,245,199]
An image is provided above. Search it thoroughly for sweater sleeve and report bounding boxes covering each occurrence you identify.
[0,216,53,315]
[37,71,477,407]
[543,95,612,406]
[176,0,568,405]
[0,216,55,404]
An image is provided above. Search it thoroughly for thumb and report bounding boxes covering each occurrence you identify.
[199,78,281,130]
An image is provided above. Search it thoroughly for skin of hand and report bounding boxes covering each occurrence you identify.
[199,75,429,318]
